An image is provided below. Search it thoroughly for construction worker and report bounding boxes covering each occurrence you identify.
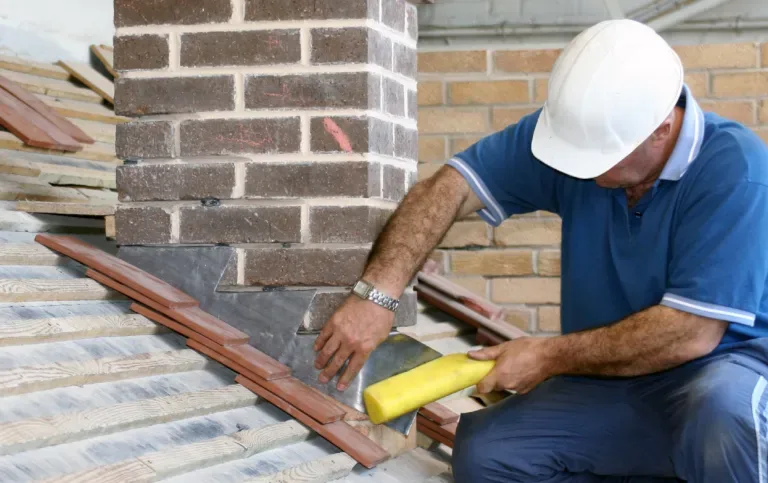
[313,18,768,482]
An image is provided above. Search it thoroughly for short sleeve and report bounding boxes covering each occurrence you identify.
[661,180,768,326]
[446,109,563,226]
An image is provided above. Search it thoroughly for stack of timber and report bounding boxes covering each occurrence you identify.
[0,226,452,482]
[0,45,124,237]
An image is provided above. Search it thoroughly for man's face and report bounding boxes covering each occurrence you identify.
[593,142,655,189]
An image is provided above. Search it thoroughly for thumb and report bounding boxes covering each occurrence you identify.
[467,344,502,361]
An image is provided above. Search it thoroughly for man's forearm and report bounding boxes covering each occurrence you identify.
[544,305,727,378]
[362,167,471,297]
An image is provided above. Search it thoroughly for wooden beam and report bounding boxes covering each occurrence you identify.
[56,61,115,104]
[39,96,128,124]
[0,132,120,164]
[90,45,117,79]
[0,314,164,347]
[0,243,63,265]
[0,69,103,104]
[0,349,207,397]
[0,55,70,81]
[0,384,256,455]
[243,453,357,483]
[0,278,122,303]
[230,420,310,457]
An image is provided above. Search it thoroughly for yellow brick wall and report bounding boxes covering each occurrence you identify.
[417,42,768,335]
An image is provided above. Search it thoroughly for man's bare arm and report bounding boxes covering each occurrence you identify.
[362,165,484,296]
[546,305,727,377]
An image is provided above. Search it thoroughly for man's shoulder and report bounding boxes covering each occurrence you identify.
[693,113,768,187]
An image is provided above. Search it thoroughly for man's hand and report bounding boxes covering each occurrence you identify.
[313,296,394,391]
[468,337,554,395]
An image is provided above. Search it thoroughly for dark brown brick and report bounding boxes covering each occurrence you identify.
[244,73,377,110]
[179,205,301,244]
[245,0,377,21]
[383,78,405,117]
[304,288,415,330]
[310,28,391,70]
[116,121,173,159]
[245,161,381,198]
[115,0,232,27]
[309,206,392,243]
[405,2,418,40]
[180,118,300,156]
[115,76,234,116]
[407,89,417,119]
[244,247,369,286]
[181,30,300,67]
[114,35,169,71]
[382,0,405,32]
[394,43,417,79]
[117,163,236,201]
[310,116,393,155]
[395,124,417,161]
[115,206,171,245]
[383,164,406,201]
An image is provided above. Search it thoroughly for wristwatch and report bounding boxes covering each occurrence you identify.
[352,279,400,312]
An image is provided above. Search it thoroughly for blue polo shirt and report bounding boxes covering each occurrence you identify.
[447,84,768,348]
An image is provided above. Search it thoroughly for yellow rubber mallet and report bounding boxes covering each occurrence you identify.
[362,353,495,425]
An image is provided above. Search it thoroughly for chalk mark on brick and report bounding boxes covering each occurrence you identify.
[322,118,353,153]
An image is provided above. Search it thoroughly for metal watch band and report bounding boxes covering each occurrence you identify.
[366,286,400,312]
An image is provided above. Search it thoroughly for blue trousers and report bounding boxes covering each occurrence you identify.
[452,338,768,482]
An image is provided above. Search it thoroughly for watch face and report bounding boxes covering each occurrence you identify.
[352,281,369,297]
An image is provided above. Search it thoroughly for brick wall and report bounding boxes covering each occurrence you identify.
[417,42,768,335]
[114,0,419,329]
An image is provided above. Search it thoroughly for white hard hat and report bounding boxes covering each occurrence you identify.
[531,19,684,179]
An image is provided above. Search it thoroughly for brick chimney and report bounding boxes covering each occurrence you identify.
[113,0,419,330]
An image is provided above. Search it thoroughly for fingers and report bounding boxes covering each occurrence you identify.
[476,369,498,394]
[467,344,502,361]
[318,345,353,385]
[313,320,334,352]
[314,334,341,370]
[337,351,368,391]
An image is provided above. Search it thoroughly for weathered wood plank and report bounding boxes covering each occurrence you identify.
[0,69,102,104]
[230,420,310,457]
[0,384,256,455]
[56,61,114,104]
[0,179,90,203]
[0,55,70,81]
[0,313,163,347]
[0,132,119,164]
[0,349,207,397]
[139,435,246,479]
[105,215,115,239]
[68,119,115,143]
[39,96,127,124]
[243,453,357,483]
[0,278,121,302]
[91,45,117,78]
[16,202,115,217]
[40,460,156,483]
[0,152,117,189]
[0,243,62,265]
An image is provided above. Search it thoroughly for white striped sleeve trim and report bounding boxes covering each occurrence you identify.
[446,156,508,226]
[661,293,756,326]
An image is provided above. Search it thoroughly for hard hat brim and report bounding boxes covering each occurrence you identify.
[531,106,632,180]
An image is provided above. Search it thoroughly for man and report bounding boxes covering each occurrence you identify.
[313,19,768,482]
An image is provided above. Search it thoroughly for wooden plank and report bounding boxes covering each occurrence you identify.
[0,88,79,151]
[0,155,39,177]
[0,155,116,189]
[0,313,163,347]
[88,270,249,346]
[77,188,118,202]
[0,179,90,203]
[168,306,252,347]
[0,74,95,144]
[105,215,115,239]
[138,435,245,479]
[0,349,207,397]
[0,243,63,265]
[417,416,457,444]
[417,422,452,448]
[91,45,117,78]
[236,375,390,469]
[0,55,70,80]
[0,132,120,164]
[0,278,121,302]
[35,234,199,309]
[188,340,345,425]
[399,316,470,342]
[0,384,255,455]
[230,420,311,457]
[476,327,504,346]
[40,460,156,483]
[16,202,115,216]
[68,119,115,143]
[419,402,460,425]
[0,69,103,104]
[56,61,115,104]
[243,453,357,483]
[40,95,128,124]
